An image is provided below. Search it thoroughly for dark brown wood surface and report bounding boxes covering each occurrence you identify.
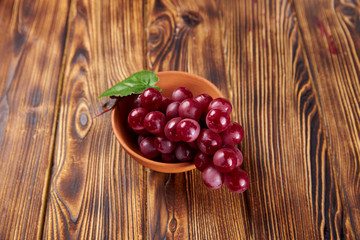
[42,0,146,239]
[0,0,359,239]
[0,0,69,238]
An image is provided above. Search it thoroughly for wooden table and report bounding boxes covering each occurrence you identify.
[1,0,359,239]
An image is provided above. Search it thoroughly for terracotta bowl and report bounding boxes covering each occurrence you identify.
[111,71,225,173]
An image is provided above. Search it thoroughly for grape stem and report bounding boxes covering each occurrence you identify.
[94,96,122,118]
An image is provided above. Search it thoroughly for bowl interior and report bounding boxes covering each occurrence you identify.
[111,71,224,173]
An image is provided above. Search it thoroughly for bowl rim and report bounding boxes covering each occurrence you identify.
[111,71,224,173]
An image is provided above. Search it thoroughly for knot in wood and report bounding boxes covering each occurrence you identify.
[168,218,178,233]
[181,10,202,28]
[74,100,91,139]
[80,113,88,126]
[148,26,161,44]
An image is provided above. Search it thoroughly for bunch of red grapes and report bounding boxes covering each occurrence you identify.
[127,87,249,193]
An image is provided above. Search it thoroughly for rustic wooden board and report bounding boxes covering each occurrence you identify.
[292,0,360,238]
[0,0,69,238]
[222,0,343,238]
[42,0,146,238]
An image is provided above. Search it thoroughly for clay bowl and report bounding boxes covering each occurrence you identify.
[111,71,225,173]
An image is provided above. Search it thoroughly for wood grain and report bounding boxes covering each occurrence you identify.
[42,0,146,238]
[0,0,69,238]
[293,0,360,238]
[147,0,228,90]
[222,0,350,238]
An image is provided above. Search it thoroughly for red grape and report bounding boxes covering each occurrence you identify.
[196,129,222,155]
[159,96,173,113]
[138,135,147,145]
[187,141,198,149]
[162,152,177,163]
[139,137,160,159]
[174,142,195,162]
[164,117,181,142]
[141,88,162,110]
[224,168,249,193]
[206,109,230,133]
[132,128,149,136]
[221,122,244,145]
[166,102,180,119]
[125,86,248,190]
[143,111,166,134]
[202,165,224,190]
[127,107,148,131]
[154,134,176,153]
[194,94,213,112]
[172,87,193,102]
[207,98,232,115]
[194,152,212,172]
[128,94,142,108]
[223,145,243,167]
[213,148,237,173]
[176,119,201,142]
[178,98,202,120]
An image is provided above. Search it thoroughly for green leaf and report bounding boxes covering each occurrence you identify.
[98,70,160,98]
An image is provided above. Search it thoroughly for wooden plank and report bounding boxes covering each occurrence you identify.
[146,0,228,239]
[0,0,69,238]
[292,0,360,238]
[218,0,334,238]
[42,0,146,238]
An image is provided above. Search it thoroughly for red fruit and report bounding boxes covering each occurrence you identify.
[223,145,243,167]
[141,88,162,110]
[162,152,177,163]
[221,122,244,145]
[128,94,142,109]
[131,127,149,136]
[143,111,166,134]
[139,137,160,159]
[194,152,212,172]
[159,96,173,113]
[178,98,202,120]
[176,118,201,142]
[138,135,148,146]
[224,168,249,193]
[207,98,232,115]
[187,141,198,149]
[127,107,148,131]
[202,165,224,190]
[164,117,181,142]
[174,142,195,162]
[194,94,213,113]
[196,129,222,155]
[206,109,230,133]
[154,134,176,154]
[166,102,180,119]
[172,87,193,102]
[213,148,237,173]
